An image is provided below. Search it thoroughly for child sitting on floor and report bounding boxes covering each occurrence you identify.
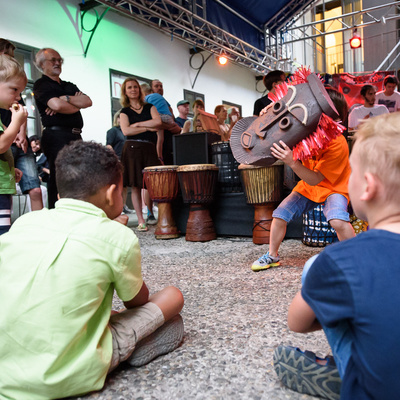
[0,140,184,399]
[274,112,400,399]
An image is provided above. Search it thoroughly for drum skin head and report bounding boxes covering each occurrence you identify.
[144,165,179,171]
[230,73,339,167]
[177,164,219,172]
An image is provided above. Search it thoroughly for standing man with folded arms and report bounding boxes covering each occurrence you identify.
[33,48,92,208]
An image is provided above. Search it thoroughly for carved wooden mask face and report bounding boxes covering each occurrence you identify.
[231,74,339,167]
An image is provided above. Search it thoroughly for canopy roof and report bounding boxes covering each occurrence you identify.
[206,0,315,49]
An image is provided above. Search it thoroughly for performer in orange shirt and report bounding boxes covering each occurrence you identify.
[252,87,355,271]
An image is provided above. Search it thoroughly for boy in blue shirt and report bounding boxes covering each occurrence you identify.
[274,112,400,399]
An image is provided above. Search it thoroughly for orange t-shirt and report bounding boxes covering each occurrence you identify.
[293,134,350,203]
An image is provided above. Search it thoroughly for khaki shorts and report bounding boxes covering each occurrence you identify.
[108,302,164,371]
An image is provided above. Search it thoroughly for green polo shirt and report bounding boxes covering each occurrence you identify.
[0,199,143,399]
[0,117,16,194]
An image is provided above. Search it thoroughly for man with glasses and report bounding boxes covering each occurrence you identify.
[33,48,92,208]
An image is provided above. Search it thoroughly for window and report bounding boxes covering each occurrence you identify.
[13,44,41,138]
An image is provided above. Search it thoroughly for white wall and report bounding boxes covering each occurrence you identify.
[0,0,261,143]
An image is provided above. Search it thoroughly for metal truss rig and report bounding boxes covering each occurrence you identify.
[280,1,400,45]
[93,0,284,73]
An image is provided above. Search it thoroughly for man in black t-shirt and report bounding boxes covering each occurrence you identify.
[33,48,92,208]
[253,70,285,116]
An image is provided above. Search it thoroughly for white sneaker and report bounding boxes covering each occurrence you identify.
[251,252,280,272]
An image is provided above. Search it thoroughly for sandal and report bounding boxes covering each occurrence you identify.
[137,223,148,232]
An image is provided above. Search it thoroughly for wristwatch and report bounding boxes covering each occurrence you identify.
[65,95,70,103]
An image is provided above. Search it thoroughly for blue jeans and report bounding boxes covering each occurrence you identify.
[302,255,353,378]
[11,145,40,194]
[273,191,350,223]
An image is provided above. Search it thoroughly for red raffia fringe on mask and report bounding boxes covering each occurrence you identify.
[288,66,321,85]
[267,66,340,161]
[292,113,345,161]
[268,66,322,103]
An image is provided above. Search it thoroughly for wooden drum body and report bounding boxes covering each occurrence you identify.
[239,162,283,244]
[177,164,219,242]
[143,165,179,239]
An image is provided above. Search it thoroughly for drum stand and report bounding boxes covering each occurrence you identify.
[252,203,278,245]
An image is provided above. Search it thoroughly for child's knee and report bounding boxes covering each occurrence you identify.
[329,218,348,232]
[155,286,184,308]
[167,286,184,308]
[28,187,42,200]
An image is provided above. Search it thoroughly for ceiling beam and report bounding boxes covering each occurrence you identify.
[93,0,288,73]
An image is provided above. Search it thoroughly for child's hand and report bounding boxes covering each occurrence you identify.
[10,104,28,126]
[14,132,28,153]
[14,168,23,183]
[271,140,295,167]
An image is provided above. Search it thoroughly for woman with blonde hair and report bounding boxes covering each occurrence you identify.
[119,78,162,231]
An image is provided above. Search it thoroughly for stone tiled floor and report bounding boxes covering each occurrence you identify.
[75,223,332,400]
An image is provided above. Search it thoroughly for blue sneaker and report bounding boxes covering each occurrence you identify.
[251,251,280,271]
[273,345,341,400]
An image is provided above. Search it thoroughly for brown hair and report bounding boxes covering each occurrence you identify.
[263,70,285,91]
[325,86,348,124]
[120,78,145,108]
[0,38,15,56]
[192,99,205,109]
[383,75,398,87]
[214,105,226,116]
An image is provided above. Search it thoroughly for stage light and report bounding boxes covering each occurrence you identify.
[350,29,361,49]
[218,55,228,65]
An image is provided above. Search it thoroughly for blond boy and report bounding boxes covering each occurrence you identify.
[274,112,400,399]
[0,54,27,234]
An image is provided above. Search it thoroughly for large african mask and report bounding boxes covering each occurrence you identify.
[231,71,343,167]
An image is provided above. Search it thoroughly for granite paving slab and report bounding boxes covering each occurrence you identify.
[74,226,333,400]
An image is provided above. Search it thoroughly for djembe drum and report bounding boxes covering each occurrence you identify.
[143,165,179,240]
[211,141,242,193]
[302,204,338,247]
[177,164,219,242]
[239,162,284,244]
